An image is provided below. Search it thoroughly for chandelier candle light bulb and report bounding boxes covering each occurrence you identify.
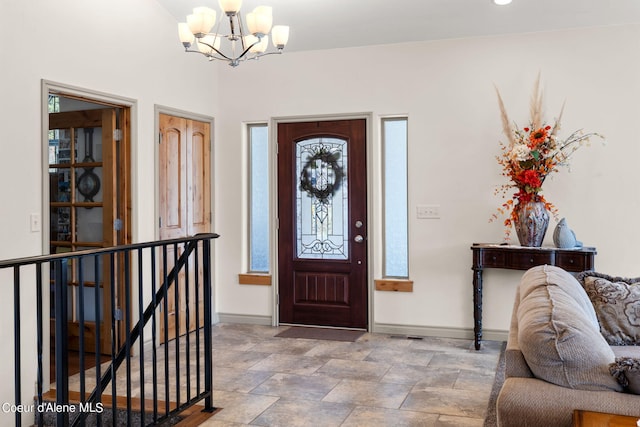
[246,6,273,37]
[187,7,217,37]
[178,1,289,67]
[272,25,290,49]
[219,0,242,15]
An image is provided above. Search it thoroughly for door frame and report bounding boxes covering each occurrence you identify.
[271,113,374,331]
[41,79,136,385]
[153,105,216,324]
[153,105,216,241]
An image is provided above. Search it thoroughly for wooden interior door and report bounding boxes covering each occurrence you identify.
[48,107,125,354]
[158,113,211,341]
[277,119,368,329]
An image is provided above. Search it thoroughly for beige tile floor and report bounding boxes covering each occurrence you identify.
[199,323,503,427]
[65,323,502,426]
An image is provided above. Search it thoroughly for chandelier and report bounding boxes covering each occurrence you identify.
[178,0,290,67]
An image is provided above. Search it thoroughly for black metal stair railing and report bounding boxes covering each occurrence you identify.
[0,233,219,427]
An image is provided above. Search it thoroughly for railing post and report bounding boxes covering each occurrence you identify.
[0,233,219,427]
[55,258,69,426]
[36,262,44,427]
[202,238,214,412]
[13,266,21,427]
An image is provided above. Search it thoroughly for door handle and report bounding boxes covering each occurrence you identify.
[354,235,364,243]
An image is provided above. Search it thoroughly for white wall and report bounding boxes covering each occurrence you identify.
[212,24,640,337]
[2,0,640,422]
[1,1,218,425]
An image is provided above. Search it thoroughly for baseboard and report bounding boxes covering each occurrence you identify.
[212,316,508,342]
[481,329,509,342]
[373,323,508,342]
[216,313,273,326]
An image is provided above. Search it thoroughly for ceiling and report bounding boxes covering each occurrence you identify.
[156,0,640,53]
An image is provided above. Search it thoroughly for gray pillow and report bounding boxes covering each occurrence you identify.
[577,271,640,346]
[518,265,622,391]
[609,357,640,394]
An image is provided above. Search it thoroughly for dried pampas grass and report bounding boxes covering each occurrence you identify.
[494,86,515,146]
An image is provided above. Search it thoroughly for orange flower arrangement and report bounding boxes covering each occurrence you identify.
[491,77,603,239]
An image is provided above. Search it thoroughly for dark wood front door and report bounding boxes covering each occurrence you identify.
[277,119,368,329]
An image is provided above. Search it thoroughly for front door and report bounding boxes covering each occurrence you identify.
[277,119,368,329]
[158,113,212,341]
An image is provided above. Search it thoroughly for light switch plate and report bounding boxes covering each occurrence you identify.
[417,205,440,219]
[30,213,41,232]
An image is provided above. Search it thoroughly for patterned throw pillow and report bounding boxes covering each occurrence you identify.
[577,272,640,346]
[610,357,640,394]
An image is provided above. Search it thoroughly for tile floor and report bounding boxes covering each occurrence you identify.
[198,323,503,427]
[64,323,502,426]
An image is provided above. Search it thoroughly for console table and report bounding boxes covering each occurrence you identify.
[470,243,597,350]
[573,410,640,427]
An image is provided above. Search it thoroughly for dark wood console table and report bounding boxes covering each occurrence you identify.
[470,243,597,350]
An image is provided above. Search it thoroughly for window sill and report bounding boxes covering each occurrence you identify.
[238,273,272,286]
[374,279,413,292]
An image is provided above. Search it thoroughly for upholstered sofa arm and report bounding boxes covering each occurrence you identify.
[504,348,533,378]
[504,286,534,379]
[497,377,640,427]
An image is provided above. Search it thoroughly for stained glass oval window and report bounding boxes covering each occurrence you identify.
[296,137,348,260]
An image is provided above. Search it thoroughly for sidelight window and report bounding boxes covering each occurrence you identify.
[382,117,409,278]
[248,124,270,272]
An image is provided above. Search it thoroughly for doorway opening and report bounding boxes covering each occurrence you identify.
[157,110,213,343]
[44,82,133,380]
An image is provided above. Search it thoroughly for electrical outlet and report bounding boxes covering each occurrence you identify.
[30,213,41,232]
[417,205,440,219]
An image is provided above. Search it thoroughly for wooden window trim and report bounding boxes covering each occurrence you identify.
[238,273,272,286]
[375,279,413,292]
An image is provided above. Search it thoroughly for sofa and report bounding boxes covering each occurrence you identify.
[496,265,640,427]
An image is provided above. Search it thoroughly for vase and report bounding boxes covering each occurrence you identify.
[514,201,550,247]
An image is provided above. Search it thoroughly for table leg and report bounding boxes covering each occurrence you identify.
[473,268,483,350]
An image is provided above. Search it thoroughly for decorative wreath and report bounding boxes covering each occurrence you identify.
[299,149,344,203]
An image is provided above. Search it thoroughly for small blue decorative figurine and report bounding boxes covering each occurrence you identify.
[553,218,583,248]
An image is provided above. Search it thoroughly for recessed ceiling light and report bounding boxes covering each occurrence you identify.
[494,0,512,5]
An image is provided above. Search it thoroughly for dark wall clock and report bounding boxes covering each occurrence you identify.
[77,128,101,203]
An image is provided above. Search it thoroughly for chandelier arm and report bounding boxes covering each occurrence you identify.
[214,12,225,39]
[234,40,262,62]
[188,39,262,65]
[184,45,232,62]
[252,49,284,59]
[237,13,247,51]
[228,14,238,41]
[211,46,236,61]
[197,39,234,61]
